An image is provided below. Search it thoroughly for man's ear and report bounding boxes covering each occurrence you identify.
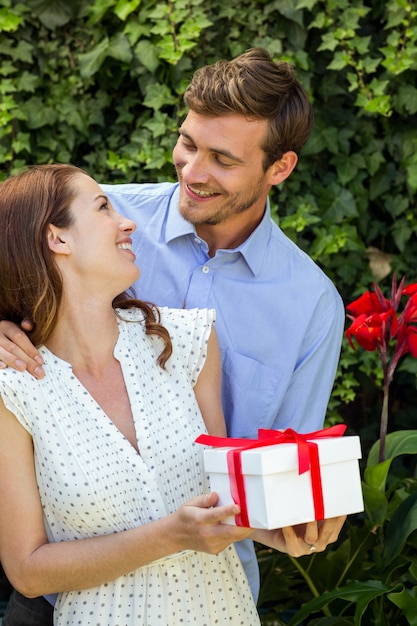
[47,224,71,255]
[267,151,298,186]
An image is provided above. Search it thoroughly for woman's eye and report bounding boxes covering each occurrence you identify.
[100,202,109,211]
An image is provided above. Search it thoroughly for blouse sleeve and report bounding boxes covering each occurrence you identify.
[0,372,33,434]
[158,307,216,387]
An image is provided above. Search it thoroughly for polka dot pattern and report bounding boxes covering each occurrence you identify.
[0,307,260,625]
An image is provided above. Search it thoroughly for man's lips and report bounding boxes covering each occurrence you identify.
[186,184,221,200]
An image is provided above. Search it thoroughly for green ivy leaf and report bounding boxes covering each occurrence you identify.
[114,0,141,21]
[19,96,57,129]
[24,0,77,29]
[78,38,110,78]
[0,7,22,32]
[107,32,132,64]
[134,39,160,73]
[142,82,176,111]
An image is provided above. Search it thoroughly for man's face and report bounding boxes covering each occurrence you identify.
[173,111,273,229]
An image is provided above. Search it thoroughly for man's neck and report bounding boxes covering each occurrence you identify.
[196,209,266,257]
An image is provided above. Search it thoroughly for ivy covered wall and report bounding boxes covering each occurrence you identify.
[1,0,417,449]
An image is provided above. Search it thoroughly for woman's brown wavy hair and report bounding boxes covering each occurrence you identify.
[0,164,172,367]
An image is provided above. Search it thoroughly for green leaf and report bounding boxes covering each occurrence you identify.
[384,491,417,564]
[78,38,110,78]
[87,0,116,25]
[0,7,22,32]
[107,32,132,64]
[24,0,76,29]
[114,0,141,21]
[364,459,392,491]
[287,580,403,626]
[367,431,417,467]
[295,0,320,8]
[134,39,160,73]
[396,84,417,114]
[362,481,388,526]
[392,219,413,252]
[331,153,366,185]
[388,587,417,626]
[142,83,176,111]
[19,96,57,129]
[11,132,31,155]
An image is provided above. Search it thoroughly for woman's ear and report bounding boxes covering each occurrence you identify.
[267,151,298,186]
[47,224,71,255]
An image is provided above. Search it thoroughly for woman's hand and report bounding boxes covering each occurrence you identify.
[0,320,44,378]
[252,515,346,557]
[170,492,254,555]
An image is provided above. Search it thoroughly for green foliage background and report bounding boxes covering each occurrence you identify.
[1,0,417,623]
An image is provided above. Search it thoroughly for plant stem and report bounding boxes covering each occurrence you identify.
[288,556,332,618]
[379,379,390,463]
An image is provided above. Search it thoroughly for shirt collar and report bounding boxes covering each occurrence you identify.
[165,185,196,241]
[165,186,272,276]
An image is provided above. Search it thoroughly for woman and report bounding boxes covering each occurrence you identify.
[0,165,259,625]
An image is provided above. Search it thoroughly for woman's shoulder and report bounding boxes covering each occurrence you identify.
[115,305,216,331]
[158,306,216,329]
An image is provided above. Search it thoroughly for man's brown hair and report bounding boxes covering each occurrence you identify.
[184,47,314,171]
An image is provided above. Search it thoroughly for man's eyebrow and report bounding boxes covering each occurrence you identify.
[178,129,245,163]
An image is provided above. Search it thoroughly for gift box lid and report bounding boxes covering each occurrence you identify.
[203,436,362,475]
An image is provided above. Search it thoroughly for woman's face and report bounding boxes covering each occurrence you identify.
[52,174,139,295]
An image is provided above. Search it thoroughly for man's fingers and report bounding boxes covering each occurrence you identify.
[303,521,319,546]
[20,318,35,332]
[0,322,45,378]
[318,515,346,546]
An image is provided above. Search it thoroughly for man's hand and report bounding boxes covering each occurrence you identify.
[0,320,45,379]
[253,515,346,557]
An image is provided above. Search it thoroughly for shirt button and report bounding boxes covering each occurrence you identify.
[202,266,210,274]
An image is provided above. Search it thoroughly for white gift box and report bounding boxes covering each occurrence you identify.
[202,436,364,529]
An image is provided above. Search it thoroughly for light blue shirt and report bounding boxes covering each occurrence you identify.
[101,181,345,601]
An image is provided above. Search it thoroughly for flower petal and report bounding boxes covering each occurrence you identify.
[346,290,389,317]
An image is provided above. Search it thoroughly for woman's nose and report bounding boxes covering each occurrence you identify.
[119,216,136,233]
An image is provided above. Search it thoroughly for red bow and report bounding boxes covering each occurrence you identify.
[196,424,347,527]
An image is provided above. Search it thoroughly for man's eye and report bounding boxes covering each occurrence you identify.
[181,140,196,151]
[215,157,232,167]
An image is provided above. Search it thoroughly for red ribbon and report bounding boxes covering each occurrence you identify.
[196,424,347,527]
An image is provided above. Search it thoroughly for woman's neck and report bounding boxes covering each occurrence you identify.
[45,301,120,378]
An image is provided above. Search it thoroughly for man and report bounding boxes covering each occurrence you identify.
[0,48,345,622]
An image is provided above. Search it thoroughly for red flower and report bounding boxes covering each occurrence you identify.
[401,283,417,297]
[346,290,389,317]
[406,326,417,357]
[346,274,417,462]
[346,312,386,351]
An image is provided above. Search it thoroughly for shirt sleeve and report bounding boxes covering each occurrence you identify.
[271,286,345,434]
[159,307,216,387]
